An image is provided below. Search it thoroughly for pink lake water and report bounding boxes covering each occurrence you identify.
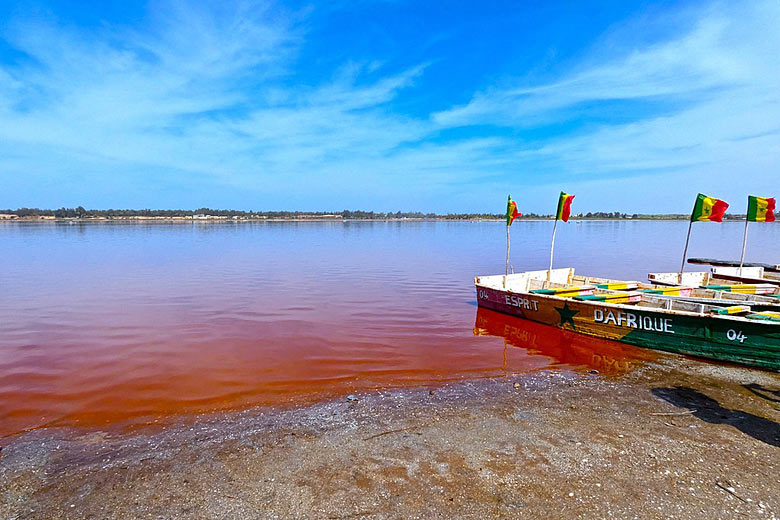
[1,220,778,438]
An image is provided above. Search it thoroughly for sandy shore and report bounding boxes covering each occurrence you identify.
[1,358,778,519]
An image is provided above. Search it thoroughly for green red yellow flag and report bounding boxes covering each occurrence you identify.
[747,195,775,222]
[506,195,521,226]
[555,192,575,222]
[690,193,728,222]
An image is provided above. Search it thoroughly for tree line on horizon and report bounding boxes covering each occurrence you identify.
[1,207,752,220]
[4,207,501,219]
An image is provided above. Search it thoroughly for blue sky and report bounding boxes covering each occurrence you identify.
[1,0,778,213]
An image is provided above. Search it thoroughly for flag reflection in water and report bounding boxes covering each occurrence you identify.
[473,308,657,376]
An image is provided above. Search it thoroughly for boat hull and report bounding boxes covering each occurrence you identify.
[688,258,780,273]
[708,272,780,287]
[475,284,780,370]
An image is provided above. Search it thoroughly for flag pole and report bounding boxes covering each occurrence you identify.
[547,218,558,285]
[505,223,510,276]
[739,218,749,275]
[679,219,693,283]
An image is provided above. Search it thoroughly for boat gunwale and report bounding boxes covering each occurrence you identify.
[474,279,780,326]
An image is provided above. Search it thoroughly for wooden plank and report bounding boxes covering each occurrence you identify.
[688,258,780,272]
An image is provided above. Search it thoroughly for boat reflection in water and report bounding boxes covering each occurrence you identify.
[473,308,658,375]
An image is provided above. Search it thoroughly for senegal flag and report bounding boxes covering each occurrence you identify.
[747,196,776,222]
[556,192,575,222]
[690,193,728,222]
[506,195,521,226]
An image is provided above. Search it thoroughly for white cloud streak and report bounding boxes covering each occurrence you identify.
[432,0,780,202]
[0,0,778,211]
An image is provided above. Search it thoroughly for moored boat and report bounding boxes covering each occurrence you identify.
[649,267,780,288]
[675,258,780,286]
[688,258,780,273]
[707,266,779,286]
[475,268,780,370]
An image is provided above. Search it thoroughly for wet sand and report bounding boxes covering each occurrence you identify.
[1,357,778,519]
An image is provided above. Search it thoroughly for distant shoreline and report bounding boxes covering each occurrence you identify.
[0,215,761,223]
[0,208,758,222]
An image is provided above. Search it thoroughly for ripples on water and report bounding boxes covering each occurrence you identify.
[1,220,778,437]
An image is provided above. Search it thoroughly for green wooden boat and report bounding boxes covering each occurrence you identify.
[475,268,780,370]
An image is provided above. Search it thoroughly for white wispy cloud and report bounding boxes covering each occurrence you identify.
[0,1,450,208]
[431,0,780,204]
[433,16,745,128]
[0,0,778,211]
